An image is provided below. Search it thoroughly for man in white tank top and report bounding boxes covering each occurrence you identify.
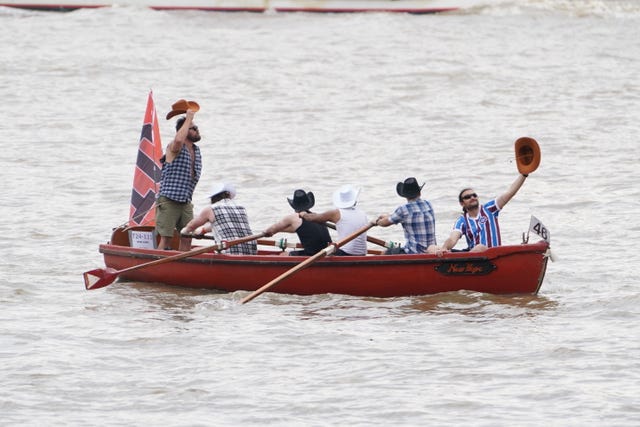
[299,185,368,256]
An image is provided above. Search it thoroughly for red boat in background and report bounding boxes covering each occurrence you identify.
[95,225,551,297]
[0,0,484,13]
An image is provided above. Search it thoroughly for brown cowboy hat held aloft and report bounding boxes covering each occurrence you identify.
[166,99,200,120]
[514,137,541,175]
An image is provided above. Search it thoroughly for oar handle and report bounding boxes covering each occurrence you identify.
[218,232,266,250]
[241,223,375,304]
[325,222,393,249]
[182,233,303,250]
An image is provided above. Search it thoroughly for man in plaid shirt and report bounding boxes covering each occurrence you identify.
[181,182,256,255]
[374,177,437,254]
[156,108,202,251]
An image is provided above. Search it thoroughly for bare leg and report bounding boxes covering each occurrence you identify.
[179,236,192,251]
[158,236,171,250]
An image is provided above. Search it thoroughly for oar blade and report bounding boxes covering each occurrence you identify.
[83,268,118,290]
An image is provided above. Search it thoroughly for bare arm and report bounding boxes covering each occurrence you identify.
[182,207,215,235]
[264,213,302,237]
[374,214,393,227]
[300,209,340,224]
[165,109,196,163]
[496,174,527,210]
[426,230,463,256]
[441,230,462,251]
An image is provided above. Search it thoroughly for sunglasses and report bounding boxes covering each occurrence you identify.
[189,126,199,131]
[461,193,478,200]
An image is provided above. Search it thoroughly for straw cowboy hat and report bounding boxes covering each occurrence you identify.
[166,99,200,120]
[209,182,236,200]
[287,189,315,212]
[333,185,360,209]
[514,137,541,175]
[396,177,425,199]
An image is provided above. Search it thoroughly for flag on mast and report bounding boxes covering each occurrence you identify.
[129,91,163,226]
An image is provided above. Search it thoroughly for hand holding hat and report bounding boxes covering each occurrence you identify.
[166,99,200,120]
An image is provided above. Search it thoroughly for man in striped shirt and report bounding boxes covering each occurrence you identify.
[433,173,528,255]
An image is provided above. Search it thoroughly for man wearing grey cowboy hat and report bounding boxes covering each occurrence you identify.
[263,189,332,256]
[374,177,437,254]
[299,184,368,256]
[180,182,256,255]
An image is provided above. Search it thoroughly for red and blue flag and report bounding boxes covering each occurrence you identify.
[129,91,163,226]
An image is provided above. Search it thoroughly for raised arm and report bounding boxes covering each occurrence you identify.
[165,109,196,162]
[496,174,527,210]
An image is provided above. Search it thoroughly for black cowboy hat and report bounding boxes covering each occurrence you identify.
[287,189,315,212]
[396,177,425,199]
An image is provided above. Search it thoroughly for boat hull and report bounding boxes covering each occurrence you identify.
[0,0,480,13]
[98,237,550,297]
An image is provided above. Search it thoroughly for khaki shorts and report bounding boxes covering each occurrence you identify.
[155,196,194,238]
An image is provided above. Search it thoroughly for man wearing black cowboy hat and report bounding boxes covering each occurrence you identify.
[263,189,332,256]
[374,177,437,254]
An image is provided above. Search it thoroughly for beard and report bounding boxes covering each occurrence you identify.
[188,133,201,143]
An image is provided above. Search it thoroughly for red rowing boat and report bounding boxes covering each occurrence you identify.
[95,225,551,297]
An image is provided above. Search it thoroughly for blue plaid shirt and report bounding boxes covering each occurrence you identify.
[389,198,436,254]
[159,144,202,203]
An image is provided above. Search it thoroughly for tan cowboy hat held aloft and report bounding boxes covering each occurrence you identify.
[166,99,200,120]
[515,137,541,175]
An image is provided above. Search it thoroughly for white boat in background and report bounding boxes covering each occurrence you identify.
[0,0,484,13]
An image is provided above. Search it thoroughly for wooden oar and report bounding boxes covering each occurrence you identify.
[83,232,266,290]
[183,233,384,254]
[325,222,398,250]
[183,233,303,249]
[240,223,374,304]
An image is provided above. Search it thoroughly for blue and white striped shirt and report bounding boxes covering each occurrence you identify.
[453,199,502,249]
[389,198,436,254]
